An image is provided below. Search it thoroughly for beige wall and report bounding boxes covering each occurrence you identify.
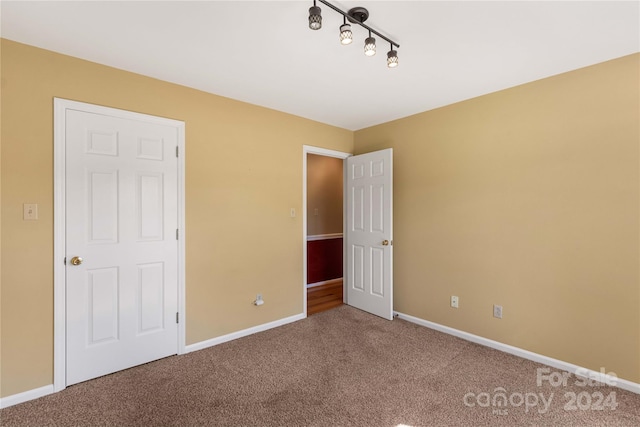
[307,154,343,236]
[354,54,640,383]
[0,39,353,397]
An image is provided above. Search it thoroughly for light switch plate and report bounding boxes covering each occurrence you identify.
[23,203,38,220]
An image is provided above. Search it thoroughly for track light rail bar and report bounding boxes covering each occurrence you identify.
[317,0,400,49]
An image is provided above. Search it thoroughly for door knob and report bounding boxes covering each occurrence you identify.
[382,240,390,246]
[70,256,83,266]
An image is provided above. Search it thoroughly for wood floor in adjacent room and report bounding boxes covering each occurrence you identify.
[307,279,343,315]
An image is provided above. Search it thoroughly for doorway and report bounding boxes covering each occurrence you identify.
[303,145,394,320]
[303,146,350,316]
[306,153,344,315]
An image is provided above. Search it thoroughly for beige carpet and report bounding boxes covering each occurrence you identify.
[1,305,639,426]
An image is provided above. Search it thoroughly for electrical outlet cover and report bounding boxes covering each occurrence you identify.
[451,296,459,308]
[493,305,503,318]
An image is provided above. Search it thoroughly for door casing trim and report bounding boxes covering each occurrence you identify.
[53,98,186,392]
[302,145,351,316]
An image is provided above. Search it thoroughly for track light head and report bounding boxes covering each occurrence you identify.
[309,4,322,30]
[364,32,376,57]
[340,23,353,45]
[387,49,398,68]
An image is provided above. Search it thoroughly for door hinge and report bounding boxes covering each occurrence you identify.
[176,312,179,324]
[176,146,179,158]
[176,229,179,240]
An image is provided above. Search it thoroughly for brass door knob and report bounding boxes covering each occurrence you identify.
[70,256,83,266]
[382,240,390,246]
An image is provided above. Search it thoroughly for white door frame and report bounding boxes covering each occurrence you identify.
[302,145,351,316]
[53,98,186,392]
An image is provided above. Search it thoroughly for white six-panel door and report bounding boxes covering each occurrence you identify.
[65,108,179,385]
[346,149,393,320]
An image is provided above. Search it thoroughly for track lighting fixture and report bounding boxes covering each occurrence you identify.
[308,0,400,68]
[308,0,322,30]
[339,17,353,45]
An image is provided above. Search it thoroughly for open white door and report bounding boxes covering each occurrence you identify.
[346,149,393,320]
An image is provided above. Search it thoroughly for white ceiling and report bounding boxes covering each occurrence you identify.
[1,1,638,130]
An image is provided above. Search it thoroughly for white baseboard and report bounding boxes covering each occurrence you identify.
[0,384,54,409]
[184,313,306,353]
[394,311,640,395]
[307,277,343,288]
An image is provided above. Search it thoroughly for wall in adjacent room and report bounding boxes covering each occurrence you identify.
[354,54,640,383]
[0,39,353,397]
[306,154,343,236]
